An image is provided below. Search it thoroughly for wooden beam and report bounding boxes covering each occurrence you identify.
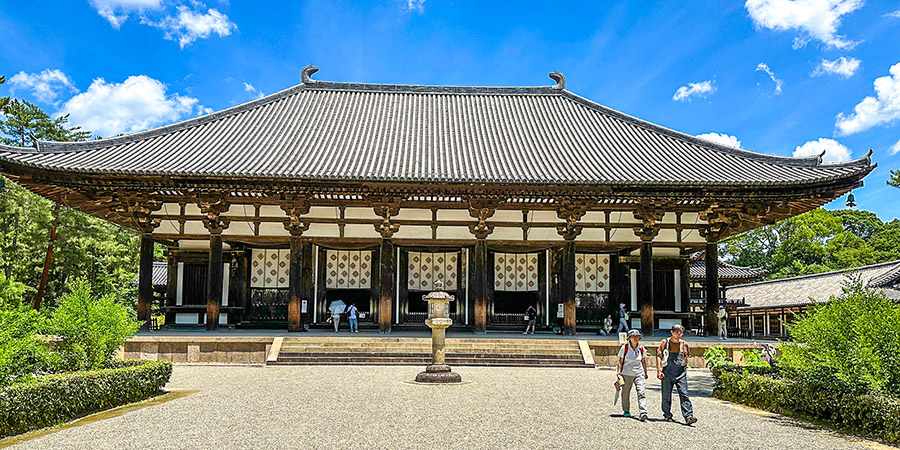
[288,236,303,332]
[705,242,719,336]
[379,238,394,333]
[561,239,577,335]
[206,233,224,331]
[473,238,488,333]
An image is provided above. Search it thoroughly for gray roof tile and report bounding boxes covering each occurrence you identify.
[0,76,875,186]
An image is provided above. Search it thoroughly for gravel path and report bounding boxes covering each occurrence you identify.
[9,366,884,450]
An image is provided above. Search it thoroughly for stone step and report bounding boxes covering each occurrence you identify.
[279,342,581,350]
[279,347,583,356]
[272,356,589,367]
[279,351,583,360]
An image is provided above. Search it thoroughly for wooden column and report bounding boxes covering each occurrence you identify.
[165,251,177,325]
[379,238,395,333]
[301,241,314,328]
[137,234,154,328]
[473,238,488,334]
[206,232,224,331]
[197,192,229,331]
[288,236,303,332]
[231,249,250,324]
[705,242,719,337]
[639,241,654,336]
[561,239,577,335]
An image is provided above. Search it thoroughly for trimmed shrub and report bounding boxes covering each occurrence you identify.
[0,359,172,437]
[713,369,900,445]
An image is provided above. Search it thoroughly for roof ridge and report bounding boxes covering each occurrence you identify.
[557,90,873,170]
[730,260,900,289]
[868,262,900,287]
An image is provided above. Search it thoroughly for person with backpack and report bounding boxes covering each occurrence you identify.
[656,324,698,425]
[617,304,629,333]
[523,305,537,334]
[616,329,649,421]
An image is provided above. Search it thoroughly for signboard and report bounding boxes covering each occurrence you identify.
[557,303,565,318]
[301,300,308,314]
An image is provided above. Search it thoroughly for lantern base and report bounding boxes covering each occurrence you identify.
[415,364,462,383]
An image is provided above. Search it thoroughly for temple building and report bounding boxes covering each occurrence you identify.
[0,67,875,335]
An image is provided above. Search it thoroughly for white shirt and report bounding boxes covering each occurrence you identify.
[617,343,646,377]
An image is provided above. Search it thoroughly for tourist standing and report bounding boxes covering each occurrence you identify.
[617,329,649,421]
[332,307,343,333]
[656,324,697,425]
[523,305,537,334]
[348,303,359,333]
[617,304,629,333]
[716,305,728,340]
[599,314,613,336]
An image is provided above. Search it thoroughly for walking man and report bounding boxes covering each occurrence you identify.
[656,324,697,425]
[348,302,359,333]
[617,304,629,333]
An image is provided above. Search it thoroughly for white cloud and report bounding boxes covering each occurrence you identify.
[143,6,237,48]
[793,138,852,162]
[811,56,861,78]
[745,0,863,49]
[890,138,900,155]
[835,62,900,136]
[884,10,900,18]
[243,82,264,99]
[8,69,77,104]
[88,0,163,28]
[407,0,425,13]
[696,132,742,149]
[59,75,200,137]
[672,80,716,102]
[756,62,784,95]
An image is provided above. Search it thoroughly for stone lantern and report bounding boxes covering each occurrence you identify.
[415,280,462,383]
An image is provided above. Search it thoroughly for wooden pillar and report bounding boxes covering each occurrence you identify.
[379,238,394,333]
[206,232,224,331]
[704,242,719,336]
[561,239,577,335]
[137,234,154,328]
[639,241,654,336]
[288,236,303,332]
[165,251,177,325]
[301,241,314,328]
[231,249,250,324]
[473,238,488,334]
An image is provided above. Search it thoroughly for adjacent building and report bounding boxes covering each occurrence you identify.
[0,67,875,334]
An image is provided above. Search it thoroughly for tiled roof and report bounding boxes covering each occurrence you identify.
[729,260,900,309]
[689,261,766,281]
[0,70,875,187]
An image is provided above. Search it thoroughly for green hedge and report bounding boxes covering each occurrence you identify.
[714,369,900,445]
[0,359,172,437]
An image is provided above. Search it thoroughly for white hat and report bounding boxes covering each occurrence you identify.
[619,303,625,308]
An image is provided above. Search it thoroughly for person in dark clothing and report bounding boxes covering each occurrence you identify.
[524,305,537,334]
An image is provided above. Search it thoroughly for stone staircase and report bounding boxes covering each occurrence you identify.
[271,337,593,368]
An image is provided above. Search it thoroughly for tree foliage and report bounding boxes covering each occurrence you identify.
[723,208,900,279]
[889,170,900,188]
[779,278,900,398]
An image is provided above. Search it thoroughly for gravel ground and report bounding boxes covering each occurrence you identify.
[9,366,884,450]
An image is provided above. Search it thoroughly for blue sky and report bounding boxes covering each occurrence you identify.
[1,0,899,220]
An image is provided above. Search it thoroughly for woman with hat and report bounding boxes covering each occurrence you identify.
[616,329,649,421]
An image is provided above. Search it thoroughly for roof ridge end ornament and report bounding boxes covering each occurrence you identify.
[301,65,319,84]
[549,71,565,90]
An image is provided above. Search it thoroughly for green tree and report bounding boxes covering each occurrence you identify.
[0,99,89,147]
[723,208,895,280]
[888,170,900,188]
[49,279,140,371]
[0,75,9,112]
